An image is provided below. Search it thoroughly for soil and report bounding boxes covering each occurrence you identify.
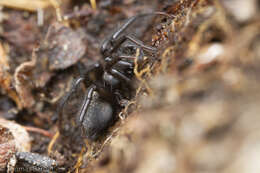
[0,0,260,172]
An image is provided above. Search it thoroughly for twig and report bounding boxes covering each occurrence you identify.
[0,0,50,11]
[90,0,97,10]
[24,126,54,138]
[48,131,60,155]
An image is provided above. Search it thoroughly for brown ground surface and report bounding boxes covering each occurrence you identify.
[0,0,260,172]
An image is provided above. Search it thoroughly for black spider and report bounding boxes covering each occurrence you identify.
[58,12,173,140]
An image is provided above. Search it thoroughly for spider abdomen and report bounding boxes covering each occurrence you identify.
[80,89,114,140]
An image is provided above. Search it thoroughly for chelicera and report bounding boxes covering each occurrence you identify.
[58,12,173,140]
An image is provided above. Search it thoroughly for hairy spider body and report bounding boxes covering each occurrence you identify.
[58,12,172,140]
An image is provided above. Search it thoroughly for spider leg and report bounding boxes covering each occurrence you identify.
[124,34,157,52]
[112,12,173,40]
[117,46,146,64]
[79,84,115,140]
[116,60,133,69]
[82,63,103,83]
[105,48,145,87]
[76,61,86,77]
[109,34,157,54]
[101,12,172,55]
[104,47,143,70]
[117,55,135,60]
[78,85,96,123]
[58,77,84,129]
[110,68,131,84]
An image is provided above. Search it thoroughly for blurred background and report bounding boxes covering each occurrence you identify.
[0,0,260,172]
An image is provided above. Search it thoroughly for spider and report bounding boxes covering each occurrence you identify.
[58,12,173,140]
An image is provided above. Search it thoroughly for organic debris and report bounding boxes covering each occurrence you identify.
[0,43,22,109]
[0,118,31,172]
[0,0,259,172]
[0,0,51,12]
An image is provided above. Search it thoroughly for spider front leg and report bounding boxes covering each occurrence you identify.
[118,34,157,52]
[117,43,147,65]
[103,33,157,57]
[101,12,172,56]
[111,12,173,41]
[103,58,135,87]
